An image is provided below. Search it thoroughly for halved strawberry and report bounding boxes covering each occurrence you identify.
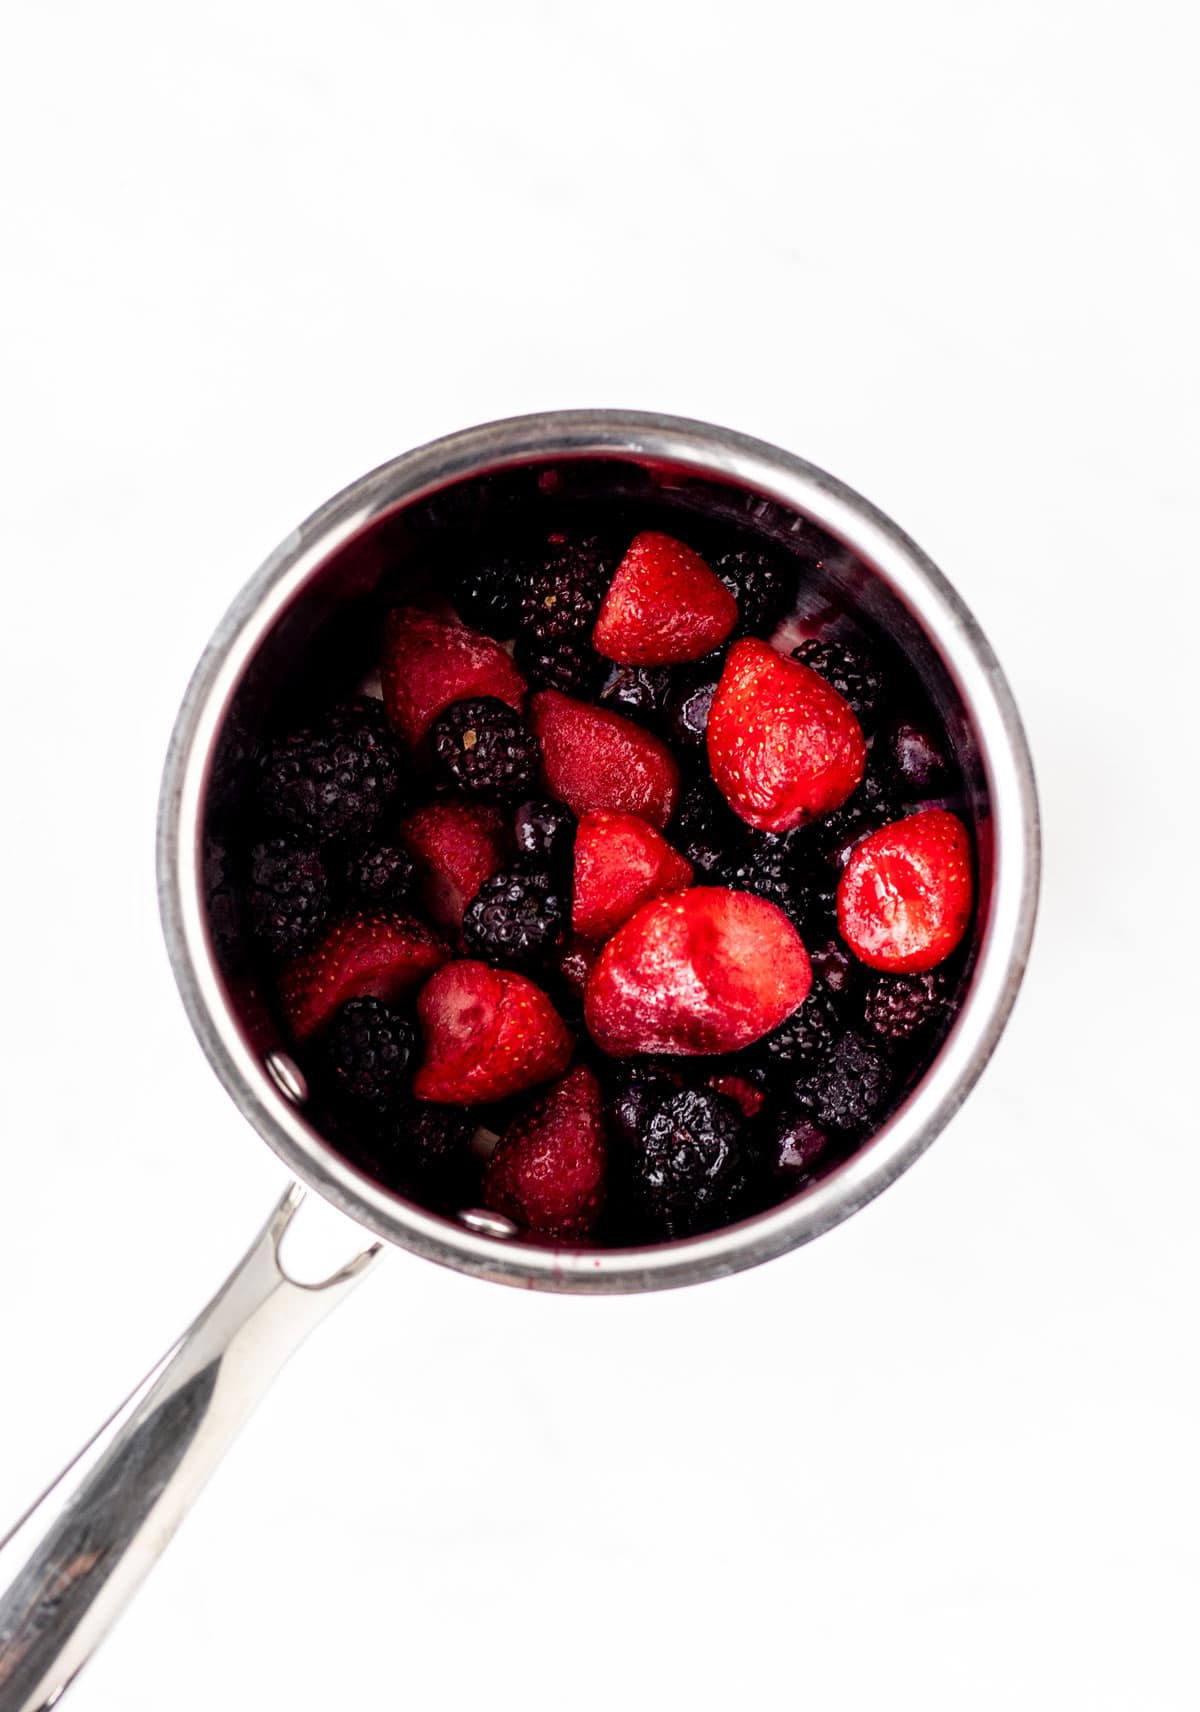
[279,912,450,1040]
[837,809,973,971]
[584,886,812,1055]
[529,689,680,829]
[593,531,738,665]
[572,810,693,941]
[413,960,574,1104]
[707,638,866,833]
[380,607,526,746]
[398,800,509,931]
[483,1064,607,1237]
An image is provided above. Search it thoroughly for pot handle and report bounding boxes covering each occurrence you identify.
[0,1184,381,1712]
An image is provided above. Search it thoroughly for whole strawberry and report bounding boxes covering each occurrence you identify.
[483,1064,607,1238]
[837,809,973,971]
[413,960,573,1104]
[280,912,450,1040]
[529,689,680,829]
[584,886,812,1056]
[707,639,866,833]
[593,531,738,665]
[571,810,693,941]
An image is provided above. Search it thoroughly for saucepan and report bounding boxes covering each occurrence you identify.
[0,411,1040,1711]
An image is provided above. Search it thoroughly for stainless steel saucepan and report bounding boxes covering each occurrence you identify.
[0,411,1040,1711]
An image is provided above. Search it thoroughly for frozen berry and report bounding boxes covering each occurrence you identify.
[792,1033,893,1135]
[605,1064,680,1152]
[448,551,523,637]
[514,798,576,872]
[713,547,792,637]
[344,1101,480,1206]
[668,784,745,876]
[341,842,416,910]
[484,1064,607,1238]
[247,837,330,958]
[882,718,952,794]
[429,697,540,801]
[663,656,724,756]
[517,533,613,646]
[598,663,671,726]
[718,834,810,928]
[791,639,886,729]
[630,1086,745,1239]
[862,969,949,1044]
[593,531,737,664]
[324,997,417,1113]
[753,1109,831,1186]
[258,699,402,843]
[515,631,604,697]
[461,868,566,968]
[753,986,841,1069]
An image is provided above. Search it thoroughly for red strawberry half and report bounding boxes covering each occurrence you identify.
[381,607,526,746]
[707,639,866,833]
[399,800,509,931]
[413,960,573,1104]
[584,886,812,1055]
[280,912,450,1040]
[572,810,693,941]
[593,531,738,665]
[483,1064,607,1238]
[837,808,973,972]
[529,689,680,829]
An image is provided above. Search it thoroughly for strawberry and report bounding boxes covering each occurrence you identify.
[483,1064,607,1237]
[398,800,509,931]
[529,689,680,829]
[413,960,574,1104]
[571,809,693,941]
[592,530,738,665]
[380,607,526,746]
[707,638,866,833]
[705,1071,767,1119]
[584,886,812,1056]
[837,809,973,972]
[279,912,450,1040]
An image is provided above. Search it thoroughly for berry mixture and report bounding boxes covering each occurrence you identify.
[216,493,978,1245]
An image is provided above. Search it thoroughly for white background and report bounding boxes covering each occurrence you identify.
[2,2,1197,1708]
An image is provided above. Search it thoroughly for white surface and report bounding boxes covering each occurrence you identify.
[1,2,1197,1708]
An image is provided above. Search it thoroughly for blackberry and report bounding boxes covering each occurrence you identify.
[605,1063,680,1152]
[669,784,745,876]
[713,547,792,637]
[791,639,886,729]
[753,986,841,1069]
[814,767,895,866]
[516,533,613,647]
[429,697,540,801]
[344,1101,480,1206]
[514,798,576,871]
[598,664,671,727]
[663,655,724,756]
[863,970,948,1045]
[258,699,401,843]
[630,1086,745,1239]
[718,834,810,927]
[246,837,329,958]
[324,997,417,1114]
[515,632,603,697]
[447,550,523,637]
[792,1033,893,1136]
[341,842,415,910]
[881,718,951,795]
[461,867,565,967]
